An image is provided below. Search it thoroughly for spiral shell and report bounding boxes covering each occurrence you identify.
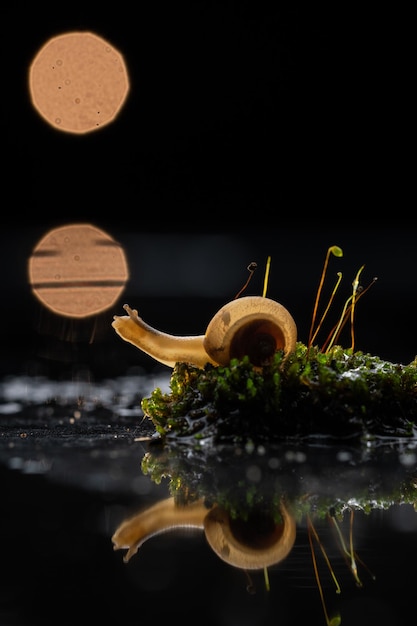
[204,296,297,367]
[204,500,296,569]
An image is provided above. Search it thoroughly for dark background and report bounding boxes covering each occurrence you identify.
[2,2,415,379]
[1,5,416,625]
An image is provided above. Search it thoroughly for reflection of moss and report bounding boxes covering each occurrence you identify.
[141,449,285,521]
[140,444,417,523]
[141,343,417,443]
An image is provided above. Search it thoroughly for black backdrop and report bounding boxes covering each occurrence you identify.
[1,4,416,625]
[2,3,416,378]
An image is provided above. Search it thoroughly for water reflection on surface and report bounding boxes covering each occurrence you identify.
[1,374,416,625]
[113,436,417,626]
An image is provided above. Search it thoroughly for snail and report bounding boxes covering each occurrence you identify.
[112,295,297,368]
[112,496,296,570]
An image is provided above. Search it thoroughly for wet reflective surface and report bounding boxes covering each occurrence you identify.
[1,373,416,625]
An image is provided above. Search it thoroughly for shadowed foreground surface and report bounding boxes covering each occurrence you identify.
[1,374,416,626]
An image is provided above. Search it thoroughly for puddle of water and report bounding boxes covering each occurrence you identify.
[0,374,416,626]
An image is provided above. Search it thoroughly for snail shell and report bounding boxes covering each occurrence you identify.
[204,295,297,367]
[112,295,297,369]
[203,500,296,570]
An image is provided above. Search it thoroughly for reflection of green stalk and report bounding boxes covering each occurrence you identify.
[330,510,362,586]
[307,514,341,593]
[307,514,341,626]
[330,509,376,587]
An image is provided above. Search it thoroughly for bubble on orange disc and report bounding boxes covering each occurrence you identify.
[28,31,130,134]
[28,223,129,318]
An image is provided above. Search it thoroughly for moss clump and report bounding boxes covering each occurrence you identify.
[141,343,417,443]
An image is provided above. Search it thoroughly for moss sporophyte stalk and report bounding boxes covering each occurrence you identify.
[112,246,417,443]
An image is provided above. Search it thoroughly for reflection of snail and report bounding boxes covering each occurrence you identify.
[204,501,296,569]
[112,496,296,570]
[112,296,297,368]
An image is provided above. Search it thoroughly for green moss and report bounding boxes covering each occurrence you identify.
[140,440,417,523]
[141,343,417,443]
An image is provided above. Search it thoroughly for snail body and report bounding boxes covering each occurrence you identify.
[112,305,212,368]
[112,296,297,368]
[112,497,208,562]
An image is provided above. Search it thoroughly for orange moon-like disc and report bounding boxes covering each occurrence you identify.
[28,31,130,133]
[28,223,129,318]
